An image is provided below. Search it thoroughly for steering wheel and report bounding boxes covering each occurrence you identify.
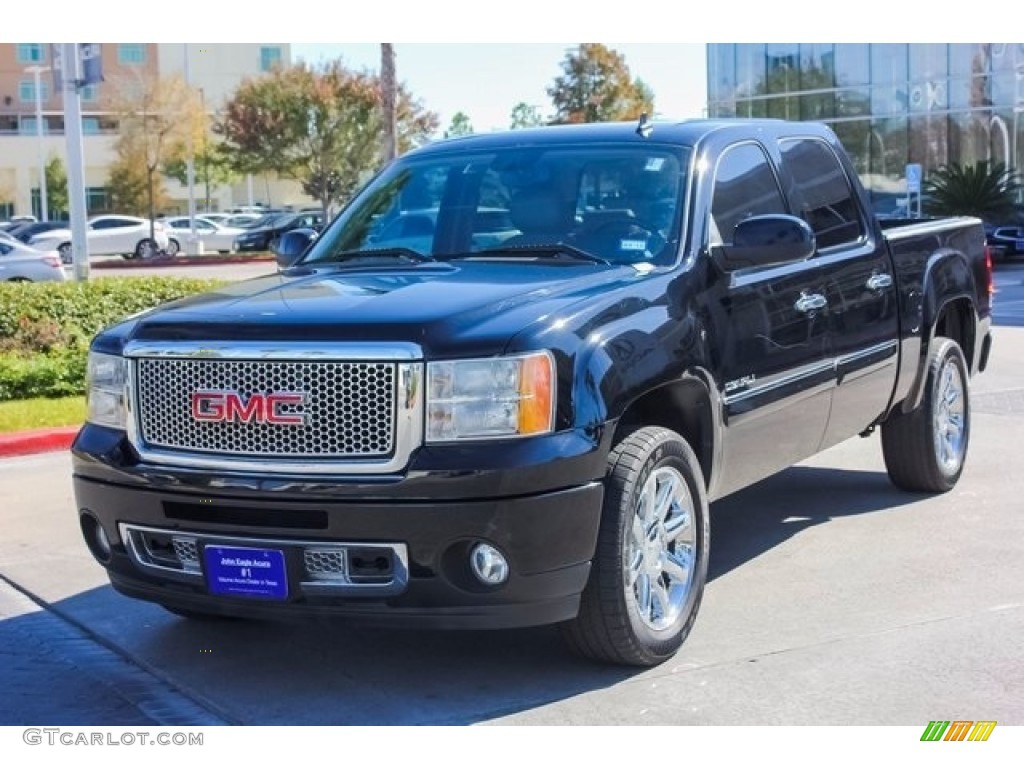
[570,216,667,261]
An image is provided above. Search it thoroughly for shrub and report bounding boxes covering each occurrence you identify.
[0,277,224,401]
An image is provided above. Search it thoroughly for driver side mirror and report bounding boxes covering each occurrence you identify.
[273,228,317,269]
[711,214,815,271]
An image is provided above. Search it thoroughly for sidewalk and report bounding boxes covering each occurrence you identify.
[0,426,79,458]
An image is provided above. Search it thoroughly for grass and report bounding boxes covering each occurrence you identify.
[0,396,85,432]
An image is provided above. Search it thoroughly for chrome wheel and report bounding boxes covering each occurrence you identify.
[624,466,696,631]
[933,356,966,474]
[882,337,971,493]
[563,426,709,666]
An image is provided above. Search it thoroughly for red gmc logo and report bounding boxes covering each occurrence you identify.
[191,391,306,425]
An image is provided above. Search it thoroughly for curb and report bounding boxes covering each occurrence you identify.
[91,253,274,269]
[0,426,79,458]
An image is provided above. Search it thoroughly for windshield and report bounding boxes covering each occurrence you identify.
[302,143,690,267]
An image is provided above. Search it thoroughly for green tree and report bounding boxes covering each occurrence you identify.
[217,60,438,216]
[923,162,1023,220]
[163,142,237,211]
[44,155,68,218]
[445,111,474,137]
[509,102,544,129]
[547,44,655,124]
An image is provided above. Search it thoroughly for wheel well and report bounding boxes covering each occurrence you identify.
[933,298,975,372]
[612,380,714,489]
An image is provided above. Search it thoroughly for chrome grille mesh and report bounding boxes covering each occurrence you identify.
[304,549,347,577]
[135,358,396,457]
[171,537,199,566]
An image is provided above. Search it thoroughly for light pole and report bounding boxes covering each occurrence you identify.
[24,64,51,221]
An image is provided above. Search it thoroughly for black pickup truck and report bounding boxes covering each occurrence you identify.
[73,119,992,666]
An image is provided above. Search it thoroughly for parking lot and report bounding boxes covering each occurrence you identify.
[1,263,1023,726]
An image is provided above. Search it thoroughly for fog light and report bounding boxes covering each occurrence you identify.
[81,513,112,563]
[469,542,509,586]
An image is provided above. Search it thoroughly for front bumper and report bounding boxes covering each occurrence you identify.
[74,468,604,629]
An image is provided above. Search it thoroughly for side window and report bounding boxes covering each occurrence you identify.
[710,143,787,246]
[780,138,864,249]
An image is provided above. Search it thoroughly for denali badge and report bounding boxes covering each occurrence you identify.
[191,391,306,425]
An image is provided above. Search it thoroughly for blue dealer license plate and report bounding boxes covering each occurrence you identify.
[205,545,288,600]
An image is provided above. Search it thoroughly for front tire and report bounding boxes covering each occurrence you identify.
[562,426,710,666]
[165,238,180,257]
[882,337,970,492]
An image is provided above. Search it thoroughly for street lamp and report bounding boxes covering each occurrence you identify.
[24,64,51,221]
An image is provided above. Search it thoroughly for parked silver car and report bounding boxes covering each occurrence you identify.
[162,216,246,255]
[0,235,66,282]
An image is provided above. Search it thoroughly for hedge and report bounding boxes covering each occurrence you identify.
[0,278,225,401]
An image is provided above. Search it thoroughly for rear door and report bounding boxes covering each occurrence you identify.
[777,137,899,448]
[707,141,836,497]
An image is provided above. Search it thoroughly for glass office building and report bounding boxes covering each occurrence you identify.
[707,44,1024,213]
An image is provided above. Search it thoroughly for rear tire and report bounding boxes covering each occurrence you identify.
[882,338,970,492]
[562,426,710,666]
[57,243,72,264]
[134,238,157,260]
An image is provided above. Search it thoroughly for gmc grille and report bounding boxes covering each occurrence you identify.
[135,358,396,458]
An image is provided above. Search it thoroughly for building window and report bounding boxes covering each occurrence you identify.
[17,44,45,63]
[82,117,100,134]
[86,187,111,213]
[260,46,282,72]
[81,84,97,102]
[19,80,50,103]
[19,116,47,135]
[118,44,146,65]
[0,202,13,219]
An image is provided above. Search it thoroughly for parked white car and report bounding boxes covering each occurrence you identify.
[161,216,246,255]
[30,215,171,263]
[0,237,66,282]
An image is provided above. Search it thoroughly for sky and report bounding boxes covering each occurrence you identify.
[289,44,708,134]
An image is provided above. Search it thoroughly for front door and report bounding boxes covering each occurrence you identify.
[706,141,835,498]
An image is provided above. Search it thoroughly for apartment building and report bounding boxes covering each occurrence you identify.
[0,43,304,220]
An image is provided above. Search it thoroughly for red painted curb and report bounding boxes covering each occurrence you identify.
[92,254,273,269]
[0,426,80,458]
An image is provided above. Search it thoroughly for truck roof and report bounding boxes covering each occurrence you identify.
[408,118,838,156]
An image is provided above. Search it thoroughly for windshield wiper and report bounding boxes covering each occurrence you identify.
[326,247,435,263]
[458,243,611,265]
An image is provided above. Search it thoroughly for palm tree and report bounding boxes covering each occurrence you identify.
[923,162,1022,220]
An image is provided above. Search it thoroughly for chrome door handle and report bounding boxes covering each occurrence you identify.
[866,273,893,291]
[794,293,828,313]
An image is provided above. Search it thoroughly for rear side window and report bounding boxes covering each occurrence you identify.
[780,138,864,249]
[710,143,787,245]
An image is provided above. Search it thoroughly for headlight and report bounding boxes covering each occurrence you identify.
[86,351,128,429]
[426,351,554,441]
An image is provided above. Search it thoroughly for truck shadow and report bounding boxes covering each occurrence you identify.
[19,465,926,726]
[708,464,924,580]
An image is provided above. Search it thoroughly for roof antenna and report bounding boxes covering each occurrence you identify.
[636,112,653,138]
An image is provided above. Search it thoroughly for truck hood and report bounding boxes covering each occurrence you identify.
[119,260,648,357]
